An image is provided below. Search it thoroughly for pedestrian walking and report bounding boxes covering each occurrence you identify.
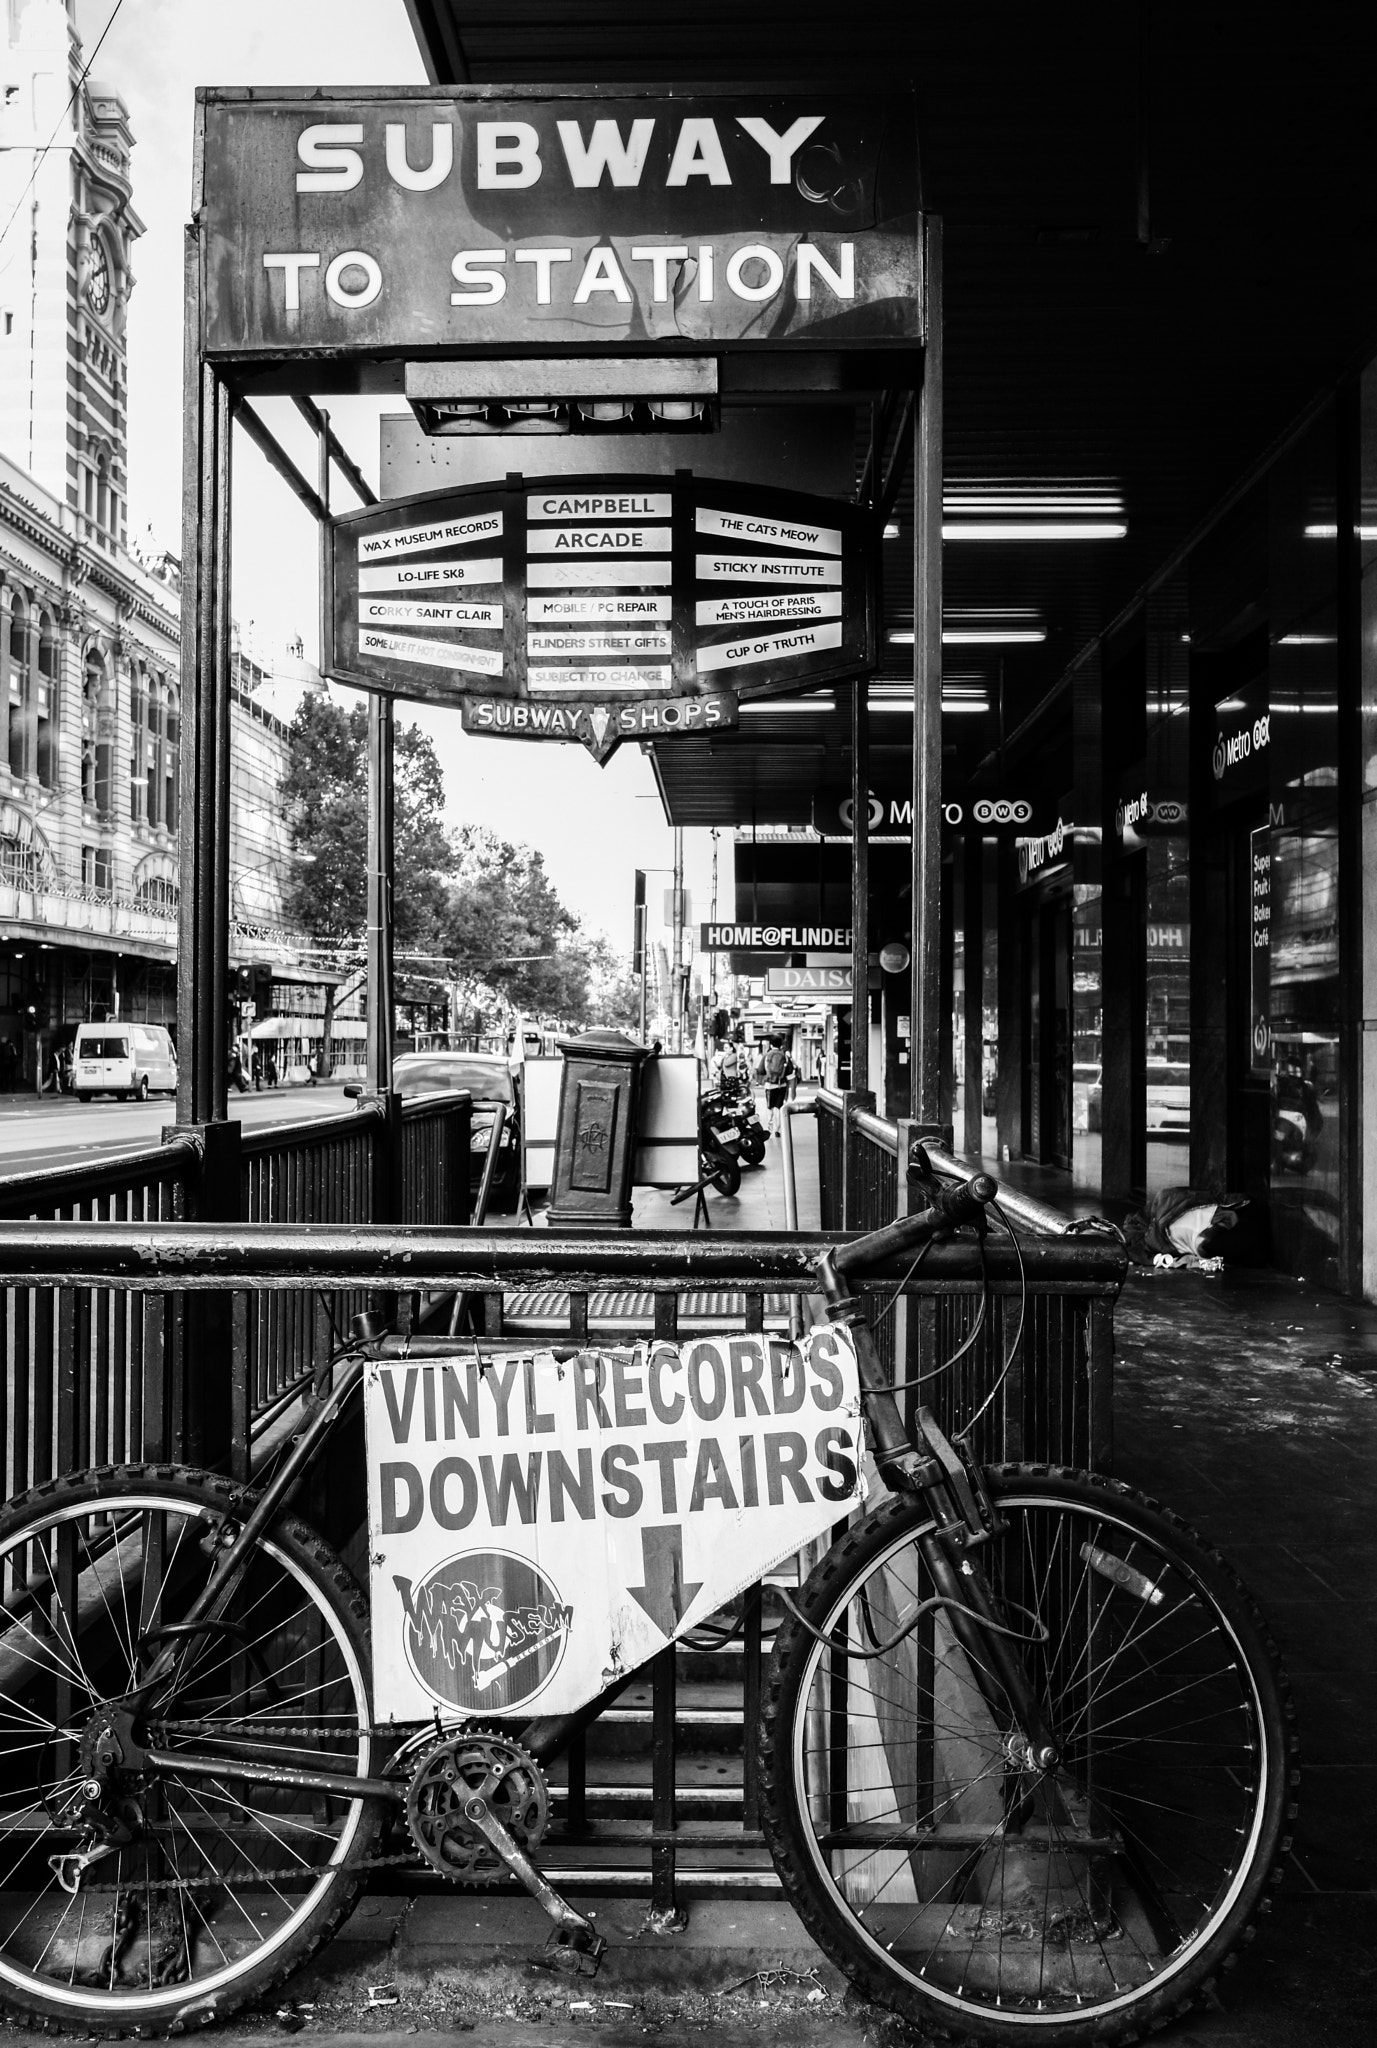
[760,1039,796,1137]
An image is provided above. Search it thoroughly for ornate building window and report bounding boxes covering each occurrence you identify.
[35,613,56,789]
[6,594,26,779]
[82,647,112,814]
[129,661,147,820]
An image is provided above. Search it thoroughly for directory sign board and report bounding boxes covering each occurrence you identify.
[197,89,922,357]
[327,473,873,760]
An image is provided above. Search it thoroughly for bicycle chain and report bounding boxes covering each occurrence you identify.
[69,1723,423,1895]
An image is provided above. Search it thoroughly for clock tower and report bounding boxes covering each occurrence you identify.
[0,0,142,548]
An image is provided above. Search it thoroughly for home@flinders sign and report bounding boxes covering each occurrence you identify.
[197,86,914,758]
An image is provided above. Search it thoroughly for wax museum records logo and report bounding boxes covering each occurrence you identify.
[393,1551,572,1713]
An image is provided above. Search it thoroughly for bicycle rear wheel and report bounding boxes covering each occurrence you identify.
[0,1465,386,2034]
[761,1467,1296,2047]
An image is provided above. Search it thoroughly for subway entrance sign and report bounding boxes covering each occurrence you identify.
[327,473,873,759]
[198,91,922,356]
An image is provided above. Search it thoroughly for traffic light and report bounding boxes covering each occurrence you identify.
[251,965,273,1016]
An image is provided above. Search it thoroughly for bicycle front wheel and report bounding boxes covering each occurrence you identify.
[761,1467,1296,2047]
[0,1465,386,2034]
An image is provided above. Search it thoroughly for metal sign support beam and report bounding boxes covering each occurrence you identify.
[176,229,232,1128]
[910,216,944,1126]
[850,679,870,1094]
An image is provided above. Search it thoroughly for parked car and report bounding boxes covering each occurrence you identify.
[1072,1061,1102,1134]
[1145,1060,1191,1137]
[392,1050,520,1212]
[72,1022,177,1102]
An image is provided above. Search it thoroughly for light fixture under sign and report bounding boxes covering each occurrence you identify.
[405,358,718,437]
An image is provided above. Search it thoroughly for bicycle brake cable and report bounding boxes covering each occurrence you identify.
[775,1585,1049,1660]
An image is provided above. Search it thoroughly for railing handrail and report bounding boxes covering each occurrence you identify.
[399,1089,472,1123]
[0,1136,197,1216]
[0,1218,1126,1293]
[852,1106,899,1154]
[813,1091,1077,1240]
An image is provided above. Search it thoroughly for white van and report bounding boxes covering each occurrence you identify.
[72,1023,177,1102]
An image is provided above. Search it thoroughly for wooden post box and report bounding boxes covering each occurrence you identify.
[545,1029,650,1230]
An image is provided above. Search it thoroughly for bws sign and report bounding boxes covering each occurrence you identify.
[365,1328,864,1720]
[198,89,921,355]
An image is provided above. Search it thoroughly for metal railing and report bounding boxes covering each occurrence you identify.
[0,1214,1124,1913]
[0,1094,471,1492]
[813,1090,1120,1471]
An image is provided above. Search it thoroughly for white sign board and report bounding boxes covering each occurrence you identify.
[365,1327,865,1722]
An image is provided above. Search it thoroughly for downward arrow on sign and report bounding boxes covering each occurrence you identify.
[627,1525,703,1638]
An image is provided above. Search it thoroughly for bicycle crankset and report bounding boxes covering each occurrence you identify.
[403,1727,605,1976]
[405,1728,549,1881]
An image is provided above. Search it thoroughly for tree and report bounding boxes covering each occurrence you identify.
[441,827,584,1018]
[280,691,454,952]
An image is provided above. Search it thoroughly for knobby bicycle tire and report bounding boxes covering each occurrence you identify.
[760,1466,1297,2048]
[0,1464,387,2035]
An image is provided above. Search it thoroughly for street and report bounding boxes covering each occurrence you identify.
[0,1084,359,1178]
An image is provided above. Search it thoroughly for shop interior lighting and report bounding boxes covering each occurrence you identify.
[1304,523,1377,539]
[883,521,901,538]
[1277,633,1337,645]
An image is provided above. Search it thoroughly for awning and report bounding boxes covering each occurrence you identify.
[250,1017,368,1041]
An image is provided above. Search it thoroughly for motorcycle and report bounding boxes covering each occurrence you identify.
[717,1077,767,1164]
[698,1083,761,1195]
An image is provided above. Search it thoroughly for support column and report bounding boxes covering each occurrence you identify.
[172,227,237,1468]
[910,215,943,1126]
[366,693,400,1222]
[850,679,870,1095]
[176,239,232,1127]
[995,838,1023,1159]
[962,827,984,1157]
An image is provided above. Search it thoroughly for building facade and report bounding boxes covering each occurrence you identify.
[0,0,298,1088]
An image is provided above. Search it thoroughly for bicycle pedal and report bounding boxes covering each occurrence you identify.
[541,1925,606,1976]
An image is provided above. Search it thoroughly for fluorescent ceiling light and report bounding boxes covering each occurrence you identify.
[1305,523,1377,539]
[942,521,1127,541]
[943,627,1045,644]
[889,628,1045,645]
[740,699,833,714]
[1277,633,1336,645]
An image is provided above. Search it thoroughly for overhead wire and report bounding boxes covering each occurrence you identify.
[0,0,128,261]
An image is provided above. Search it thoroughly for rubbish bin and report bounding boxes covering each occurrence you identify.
[545,1029,650,1230]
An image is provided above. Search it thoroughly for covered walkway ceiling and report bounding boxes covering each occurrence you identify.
[403,2,1373,824]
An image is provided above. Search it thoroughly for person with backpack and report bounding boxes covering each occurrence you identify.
[759,1038,796,1137]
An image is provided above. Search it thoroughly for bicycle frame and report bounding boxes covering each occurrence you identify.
[123,1202,1058,1814]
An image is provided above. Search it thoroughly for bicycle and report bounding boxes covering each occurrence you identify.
[0,1173,1296,2043]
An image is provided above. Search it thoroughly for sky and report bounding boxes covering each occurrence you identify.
[74,0,719,953]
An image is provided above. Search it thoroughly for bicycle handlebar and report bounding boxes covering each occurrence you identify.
[829,1173,998,1280]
